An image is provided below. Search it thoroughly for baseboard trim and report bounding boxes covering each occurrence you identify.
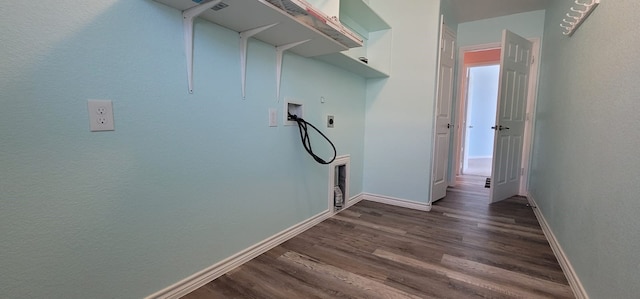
[345,192,365,209]
[145,193,364,299]
[527,193,589,299]
[362,193,431,211]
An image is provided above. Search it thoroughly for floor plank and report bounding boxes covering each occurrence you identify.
[441,254,574,298]
[373,249,553,299]
[181,175,574,299]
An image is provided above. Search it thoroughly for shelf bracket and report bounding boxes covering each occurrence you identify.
[275,39,310,101]
[182,0,222,94]
[240,23,279,100]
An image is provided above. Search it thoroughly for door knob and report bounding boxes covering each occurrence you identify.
[447,123,452,129]
[499,125,510,131]
[468,125,474,128]
[491,126,498,130]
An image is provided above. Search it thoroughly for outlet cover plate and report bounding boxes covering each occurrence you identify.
[88,99,114,131]
[269,108,278,127]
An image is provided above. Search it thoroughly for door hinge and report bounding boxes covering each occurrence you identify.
[531,55,535,64]
[521,168,525,176]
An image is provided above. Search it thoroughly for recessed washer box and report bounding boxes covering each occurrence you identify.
[284,99,303,126]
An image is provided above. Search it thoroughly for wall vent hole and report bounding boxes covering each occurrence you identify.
[212,2,228,11]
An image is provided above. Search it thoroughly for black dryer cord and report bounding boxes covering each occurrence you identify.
[288,113,337,165]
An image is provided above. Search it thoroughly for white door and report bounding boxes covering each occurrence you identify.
[490,30,532,203]
[431,23,456,202]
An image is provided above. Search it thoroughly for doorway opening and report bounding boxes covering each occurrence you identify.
[431,29,540,205]
[456,47,501,179]
[450,37,540,202]
[463,64,500,177]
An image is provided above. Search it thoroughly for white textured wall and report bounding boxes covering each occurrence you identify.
[0,1,366,298]
[530,1,640,298]
[363,0,441,203]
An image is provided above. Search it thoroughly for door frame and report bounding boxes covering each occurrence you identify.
[520,37,541,196]
[450,38,540,196]
[452,42,501,183]
[429,15,457,204]
[460,60,501,176]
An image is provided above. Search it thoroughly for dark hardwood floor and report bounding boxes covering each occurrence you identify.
[182,175,573,298]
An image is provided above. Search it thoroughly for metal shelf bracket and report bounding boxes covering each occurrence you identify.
[276,39,310,101]
[182,0,223,94]
[240,23,279,100]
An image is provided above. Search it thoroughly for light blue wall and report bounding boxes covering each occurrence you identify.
[363,0,441,203]
[467,65,499,157]
[450,10,545,180]
[440,0,459,31]
[0,1,366,298]
[457,10,546,47]
[530,1,640,298]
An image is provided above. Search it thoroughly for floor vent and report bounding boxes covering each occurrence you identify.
[484,178,491,188]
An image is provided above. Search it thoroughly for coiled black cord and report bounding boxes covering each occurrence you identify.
[288,113,336,165]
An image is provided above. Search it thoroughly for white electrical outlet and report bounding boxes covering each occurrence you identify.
[88,99,114,131]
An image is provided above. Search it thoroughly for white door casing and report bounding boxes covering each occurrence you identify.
[490,30,532,203]
[431,21,456,202]
[452,42,501,184]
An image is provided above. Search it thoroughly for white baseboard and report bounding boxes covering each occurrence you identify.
[145,193,364,299]
[362,193,431,211]
[345,192,365,209]
[527,193,589,299]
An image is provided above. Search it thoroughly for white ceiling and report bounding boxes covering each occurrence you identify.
[450,0,549,23]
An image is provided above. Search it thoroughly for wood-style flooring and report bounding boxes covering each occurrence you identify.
[183,175,573,298]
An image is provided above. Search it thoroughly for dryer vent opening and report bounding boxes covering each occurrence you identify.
[329,156,350,211]
[334,164,346,210]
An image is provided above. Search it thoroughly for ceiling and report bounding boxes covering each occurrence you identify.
[449,0,549,23]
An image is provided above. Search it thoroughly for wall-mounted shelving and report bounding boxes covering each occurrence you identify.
[154,0,364,95]
[154,0,392,94]
[311,0,392,78]
[315,48,388,78]
[340,0,390,32]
